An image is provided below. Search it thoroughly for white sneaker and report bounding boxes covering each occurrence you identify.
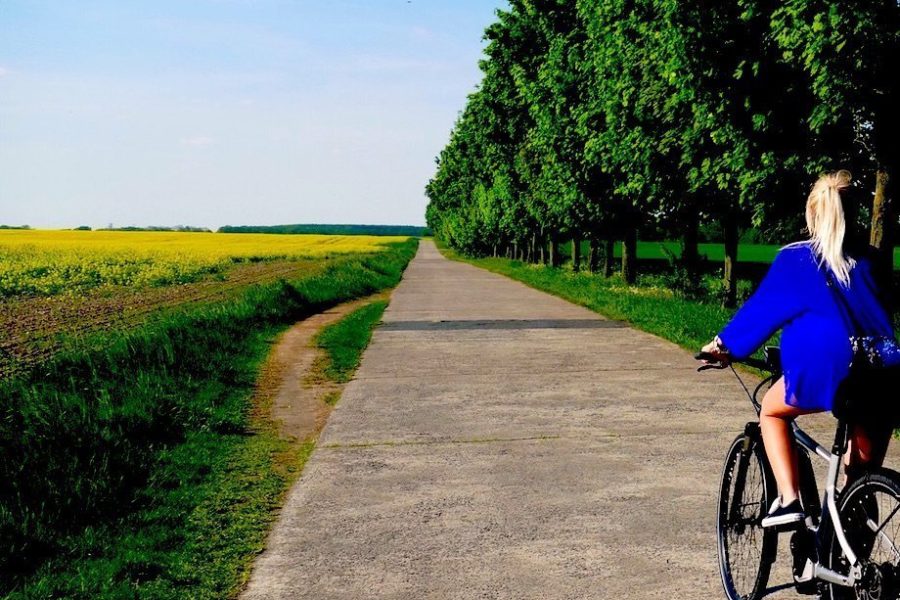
[761,496,805,528]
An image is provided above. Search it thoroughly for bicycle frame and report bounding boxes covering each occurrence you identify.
[705,348,865,588]
[791,418,862,587]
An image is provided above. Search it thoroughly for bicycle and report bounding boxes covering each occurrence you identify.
[696,346,900,600]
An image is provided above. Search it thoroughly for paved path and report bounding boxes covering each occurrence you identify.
[242,241,838,599]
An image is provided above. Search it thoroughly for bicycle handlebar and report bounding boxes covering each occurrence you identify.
[694,351,772,373]
[696,346,781,417]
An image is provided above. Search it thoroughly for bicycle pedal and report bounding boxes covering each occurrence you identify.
[795,568,818,593]
[794,558,815,582]
[792,559,818,594]
[791,530,817,592]
[794,581,818,596]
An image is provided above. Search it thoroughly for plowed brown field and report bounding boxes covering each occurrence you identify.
[0,259,326,380]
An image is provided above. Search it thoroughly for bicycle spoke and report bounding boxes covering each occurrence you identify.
[831,477,900,600]
[870,496,900,545]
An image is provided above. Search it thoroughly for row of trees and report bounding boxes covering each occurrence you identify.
[425,0,899,306]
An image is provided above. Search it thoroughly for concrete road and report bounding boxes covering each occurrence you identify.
[242,241,843,599]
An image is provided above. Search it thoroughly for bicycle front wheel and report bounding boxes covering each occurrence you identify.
[717,430,778,600]
[827,468,900,600]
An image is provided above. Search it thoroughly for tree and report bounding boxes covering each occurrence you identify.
[771,0,900,277]
[426,0,897,308]
[665,0,817,305]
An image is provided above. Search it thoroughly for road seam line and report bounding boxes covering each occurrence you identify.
[320,434,561,449]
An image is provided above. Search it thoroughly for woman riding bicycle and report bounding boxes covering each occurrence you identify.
[701,170,896,528]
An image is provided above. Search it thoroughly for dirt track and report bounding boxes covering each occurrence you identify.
[241,241,868,599]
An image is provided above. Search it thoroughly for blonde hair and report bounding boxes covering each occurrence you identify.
[802,169,856,287]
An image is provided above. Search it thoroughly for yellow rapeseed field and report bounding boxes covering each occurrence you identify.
[0,230,407,297]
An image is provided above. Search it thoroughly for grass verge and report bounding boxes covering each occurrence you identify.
[0,239,417,599]
[313,300,388,384]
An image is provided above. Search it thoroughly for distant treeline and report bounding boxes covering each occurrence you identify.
[218,224,431,237]
[98,226,212,233]
[0,225,31,230]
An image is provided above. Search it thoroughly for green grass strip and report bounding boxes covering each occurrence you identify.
[9,329,316,600]
[314,300,388,384]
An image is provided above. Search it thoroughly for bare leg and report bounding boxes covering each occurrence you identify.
[759,376,819,504]
[843,423,892,487]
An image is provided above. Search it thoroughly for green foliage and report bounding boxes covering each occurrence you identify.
[658,245,708,300]
[770,1,899,164]
[425,0,898,289]
[0,239,417,597]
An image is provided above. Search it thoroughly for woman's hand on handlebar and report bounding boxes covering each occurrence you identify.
[699,336,731,365]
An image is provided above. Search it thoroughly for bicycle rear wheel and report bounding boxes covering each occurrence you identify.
[718,429,778,600]
[827,468,900,600]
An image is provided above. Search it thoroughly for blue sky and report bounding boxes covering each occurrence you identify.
[0,1,506,228]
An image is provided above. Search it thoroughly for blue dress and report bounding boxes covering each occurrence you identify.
[717,241,896,411]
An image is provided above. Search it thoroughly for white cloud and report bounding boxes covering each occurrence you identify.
[180,135,215,147]
[0,67,11,78]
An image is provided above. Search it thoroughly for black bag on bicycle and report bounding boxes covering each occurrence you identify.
[824,266,900,426]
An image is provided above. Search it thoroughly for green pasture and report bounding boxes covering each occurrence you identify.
[563,240,900,268]
[558,239,780,263]
[611,241,779,263]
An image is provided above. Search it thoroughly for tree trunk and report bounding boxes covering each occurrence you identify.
[723,213,739,308]
[870,169,893,275]
[539,238,546,264]
[530,232,537,263]
[682,210,700,273]
[572,236,582,272]
[622,225,637,284]
[588,237,599,273]
[603,238,614,278]
[549,238,560,268]
[492,243,498,258]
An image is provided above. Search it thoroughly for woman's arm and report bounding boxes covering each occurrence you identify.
[716,247,808,359]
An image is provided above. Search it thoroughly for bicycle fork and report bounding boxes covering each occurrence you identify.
[728,422,759,528]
